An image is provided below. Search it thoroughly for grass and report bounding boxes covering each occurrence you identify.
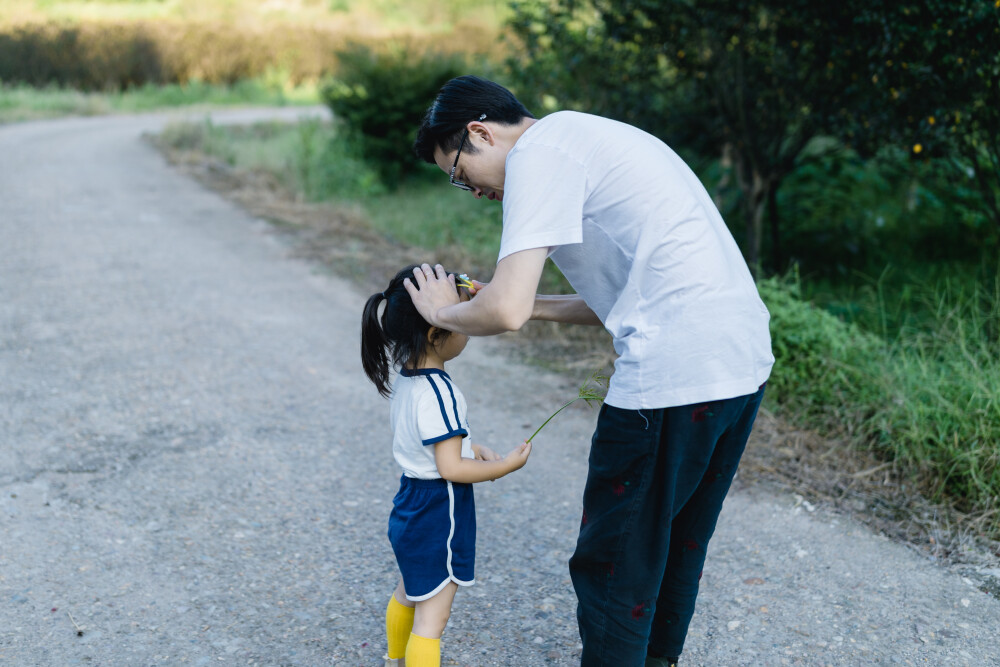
[761,271,1000,536]
[876,278,1000,510]
[0,78,319,124]
[362,178,503,273]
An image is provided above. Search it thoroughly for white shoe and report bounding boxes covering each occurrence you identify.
[383,656,403,667]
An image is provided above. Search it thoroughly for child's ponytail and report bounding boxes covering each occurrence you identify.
[361,291,392,397]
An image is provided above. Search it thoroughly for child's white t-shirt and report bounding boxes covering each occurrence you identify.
[499,111,774,410]
[390,368,474,479]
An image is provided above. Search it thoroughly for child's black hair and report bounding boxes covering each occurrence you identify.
[361,265,458,398]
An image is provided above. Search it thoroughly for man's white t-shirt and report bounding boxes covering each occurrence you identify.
[499,111,774,410]
[390,368,474,479]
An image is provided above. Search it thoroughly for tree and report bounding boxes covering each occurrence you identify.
[507,0,1000,270]
[508,1,854,271]
[830,1,1000,241]
[322,43,463,182]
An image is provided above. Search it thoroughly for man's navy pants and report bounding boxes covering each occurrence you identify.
[569,385,766,666]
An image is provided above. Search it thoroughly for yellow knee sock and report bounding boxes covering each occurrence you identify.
[404,632,441,667]
[385,595,415,659]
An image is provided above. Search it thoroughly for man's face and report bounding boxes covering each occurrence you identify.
[433,126,506,202]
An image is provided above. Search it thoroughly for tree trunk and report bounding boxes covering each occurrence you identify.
[714,143,734,212]
[768,185,781,272]
[742,171,768,278]
[733,151,780,277]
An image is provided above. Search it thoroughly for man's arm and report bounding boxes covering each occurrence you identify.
[405,247,602,335]
[531,293,603,326]
[406,248,547,335]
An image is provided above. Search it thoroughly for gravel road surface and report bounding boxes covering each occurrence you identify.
[2,109,999,666]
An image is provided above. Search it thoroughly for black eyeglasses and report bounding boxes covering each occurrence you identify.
[450,113,487,191]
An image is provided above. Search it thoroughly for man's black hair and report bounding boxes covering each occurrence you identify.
[413,75,535,164]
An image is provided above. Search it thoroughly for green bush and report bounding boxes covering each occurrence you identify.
[297,119,387,200]
[321,43,464,182]
[760,271,1000,530]
[759,272,884,424]
[774,145,995,279]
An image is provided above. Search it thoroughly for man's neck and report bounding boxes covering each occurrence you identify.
[495,117,537,152]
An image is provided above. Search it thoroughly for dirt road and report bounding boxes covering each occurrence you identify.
[2,110,999,666]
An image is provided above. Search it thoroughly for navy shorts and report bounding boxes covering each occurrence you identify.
[388,476,476,601]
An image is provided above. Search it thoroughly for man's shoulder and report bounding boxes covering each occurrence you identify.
[508,112,596,165]
[526,110,609,136]
[516,110,651,157]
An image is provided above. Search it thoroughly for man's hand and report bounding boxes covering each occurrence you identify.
[403,248,548,336]
[403,263,460,326]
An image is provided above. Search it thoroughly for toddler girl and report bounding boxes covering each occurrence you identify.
[361,264,532,667]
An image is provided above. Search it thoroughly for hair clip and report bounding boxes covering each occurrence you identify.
[456,274,475,290]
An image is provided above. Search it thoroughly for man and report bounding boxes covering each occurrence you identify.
[405,75,774,667]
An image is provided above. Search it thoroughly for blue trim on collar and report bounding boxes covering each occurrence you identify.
[400,367,452,380]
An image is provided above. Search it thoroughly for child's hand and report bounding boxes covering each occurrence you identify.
[473,444,502,462]
[503,440,532,472]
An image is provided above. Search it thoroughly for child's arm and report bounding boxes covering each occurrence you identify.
[434,436,531,484]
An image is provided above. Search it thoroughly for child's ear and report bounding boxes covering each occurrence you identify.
[427,326,451,349]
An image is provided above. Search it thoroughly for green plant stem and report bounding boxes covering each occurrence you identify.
[527,397,584,443]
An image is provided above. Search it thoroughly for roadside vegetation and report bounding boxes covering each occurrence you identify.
[0,0,502,92]
[0,79,318,123]
[3,1,998,554]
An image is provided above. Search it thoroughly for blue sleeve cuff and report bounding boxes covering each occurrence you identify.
[422,429,468,446]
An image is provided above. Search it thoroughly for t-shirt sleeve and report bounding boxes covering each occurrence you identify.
[498,143,586,262]
[415,376,469,446]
